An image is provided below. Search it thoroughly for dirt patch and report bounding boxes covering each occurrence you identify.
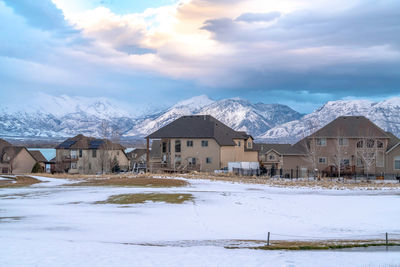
[0,176,41,188]
[0,216,25,223]
[67,177,188,188]
[226,239,400,250]
[96,193,194,204]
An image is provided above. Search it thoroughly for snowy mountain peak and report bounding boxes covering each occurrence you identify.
[259,97,400,143]
[173,95,214,110]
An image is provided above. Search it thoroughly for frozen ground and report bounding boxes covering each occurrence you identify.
[1,176,400,267]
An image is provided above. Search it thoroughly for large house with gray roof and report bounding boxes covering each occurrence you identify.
[257,116,400,178]
[146,115,258,172]
[55,134,129,174]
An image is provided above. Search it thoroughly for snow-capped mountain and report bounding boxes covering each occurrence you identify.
[126,95,215,137]
[2,94,400,142]
[0,94,301,139]
[0,95,136,138]
[197,99,302,136]
[259,98,400,143]
[126,97,302,137]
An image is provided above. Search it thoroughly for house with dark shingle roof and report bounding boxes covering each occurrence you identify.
[55,134,129,174]
[257,116,400,178]
[146,115,258,172]
[0,139,37,174]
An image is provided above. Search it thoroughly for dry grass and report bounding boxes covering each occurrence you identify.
[0,176,41,188]
[226,239,400,250]
[96,193,194,204]
[30,172,400,190]
[168,173,400,190]
[66,176,189,188]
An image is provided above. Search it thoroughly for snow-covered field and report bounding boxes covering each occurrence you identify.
[1,176,400,267]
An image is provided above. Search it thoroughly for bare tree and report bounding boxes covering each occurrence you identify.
[331,127,347,179]
[356,138,377,179]
[300,119,321,179]
[81,151,90,174]
[99,120,111,174]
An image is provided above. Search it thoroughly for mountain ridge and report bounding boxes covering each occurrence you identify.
[1,95,400,142]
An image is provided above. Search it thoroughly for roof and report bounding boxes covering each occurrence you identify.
[147,115,251,146]
[150,140,161,159]
[0,139,12,152]
[1,146,25,163]
[126,148,147,159]
[55,134,125,150]
[386,132,400,154]
[254,143,292,154]
[29,150,47,162]
[310,116,389,138]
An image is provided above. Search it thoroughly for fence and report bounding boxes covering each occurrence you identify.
[263,231,400,247]
[260,167,400,181]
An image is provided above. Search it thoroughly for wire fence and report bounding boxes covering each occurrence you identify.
[259,167,400,181]
[263,231,400,245]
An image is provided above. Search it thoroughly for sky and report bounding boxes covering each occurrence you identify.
[0,0,399,114]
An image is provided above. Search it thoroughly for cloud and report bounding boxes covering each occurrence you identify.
[2,0,77,34]
[236,12,281,22]
[1,0,400,112]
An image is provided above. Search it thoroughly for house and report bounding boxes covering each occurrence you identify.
[0,139,37,174]
[146,115,258,172]
[29,150,48,172]
[257,116,400,178]
[55,134,129,174]
[126,148,147,171]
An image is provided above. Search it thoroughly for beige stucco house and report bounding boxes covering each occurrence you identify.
[55,134,129,174]
[146,115,258,172]
[257,116,400,178]
[0,139,37,174]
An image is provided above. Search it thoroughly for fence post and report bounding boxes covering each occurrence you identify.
[267,232,270,246]
[386,232,388,245]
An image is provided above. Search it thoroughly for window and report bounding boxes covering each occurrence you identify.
[357,140,363,148]
[71,162,77,169]
[201,140,208,147]
[162,142,167,153]
[341,159,350,167]
[92,149,97,158]
[318,157,327,164]
[268,154,275,161]
[175,140,181,153]
[339,138,348,146]
[247,141,252,148]
[188,157,196,165]
[206,157,212,164]
[377,140,384,148]
[175,155,181,165]
[376,151,384,167]
[366,139,375,148]
[71,150,77,159]
[187,140,193,147]
[394,156,400,170]
[237,141,241,147]
[79,149,82,158]
[316,138,326,146]
[89,163,91,170]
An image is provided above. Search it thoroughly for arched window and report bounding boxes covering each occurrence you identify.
[366,139,375,148]
[356,140,363,148]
